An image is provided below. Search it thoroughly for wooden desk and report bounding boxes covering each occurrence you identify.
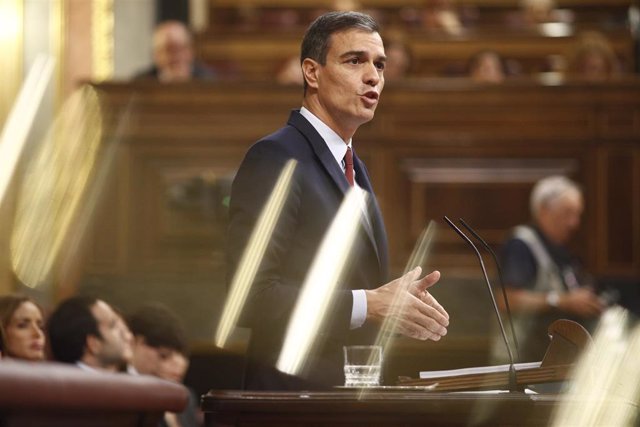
[202,389,561,426]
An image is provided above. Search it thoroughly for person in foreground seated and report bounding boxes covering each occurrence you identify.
[228,11,449,390]
[135,20,214,83]
[48,296,133,372]
[128,303,202,427]
[499,176,605,362]
[0,295,46,361]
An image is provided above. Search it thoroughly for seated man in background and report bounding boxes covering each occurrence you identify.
[135,20,214,82]
[48,296,133,372]
[128,303,202,427]
[499,175,605,362]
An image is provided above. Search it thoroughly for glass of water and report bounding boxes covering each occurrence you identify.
[343,345,382,387]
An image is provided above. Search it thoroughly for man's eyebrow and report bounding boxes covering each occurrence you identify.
[339,50,387,61]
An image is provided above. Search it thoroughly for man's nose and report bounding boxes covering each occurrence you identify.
[363,62,380,86]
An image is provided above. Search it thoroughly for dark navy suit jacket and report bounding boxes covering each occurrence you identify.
[227,110,389,389]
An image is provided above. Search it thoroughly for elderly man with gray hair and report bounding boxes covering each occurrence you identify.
[499,175,605,363]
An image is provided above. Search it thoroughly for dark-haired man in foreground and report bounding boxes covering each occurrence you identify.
[48,296,133,372]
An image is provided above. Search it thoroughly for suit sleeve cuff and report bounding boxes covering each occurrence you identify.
[350,289,367,329]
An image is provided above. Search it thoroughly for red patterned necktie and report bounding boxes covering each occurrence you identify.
[344,146,354,187]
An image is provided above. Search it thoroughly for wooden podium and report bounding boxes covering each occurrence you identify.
[397,319,591,391]
[202,320,590,426]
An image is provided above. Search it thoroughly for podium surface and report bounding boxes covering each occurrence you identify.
[203,389,561,426]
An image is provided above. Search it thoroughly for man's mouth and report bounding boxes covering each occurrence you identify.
[361,91,379,100]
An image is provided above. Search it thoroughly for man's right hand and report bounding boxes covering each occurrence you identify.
[364,267,449,341]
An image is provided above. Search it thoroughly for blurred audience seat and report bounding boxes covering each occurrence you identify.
[0,360,189,427]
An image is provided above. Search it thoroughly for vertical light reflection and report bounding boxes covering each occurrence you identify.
[57,95,135,294]
[0,55,54,208]
[92,0,114,81]
[277,188,365,376]
[0,0,23,124]
[551,307,640,427]
[50,0,65,108]
[215,159,297,348]
[10,85,102,288]
[374,222,438,355]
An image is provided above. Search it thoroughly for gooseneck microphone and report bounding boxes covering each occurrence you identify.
[458,218,520,363]
[443,216,520,392]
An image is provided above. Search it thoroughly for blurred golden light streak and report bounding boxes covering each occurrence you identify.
[57,96,135,290]
[92,0,114,81]
[374,221,438,353]
[277,188,365,376]
[551,307,640,427]
[10,85,102,288]
[0,0,21,42]
[215,159,297,348]
[0,55,54,208]
[0,0,23,124]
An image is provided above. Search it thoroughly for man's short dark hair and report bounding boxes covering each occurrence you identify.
[128,303,188,356]
[48,296,100,364]
[300,11,379,90]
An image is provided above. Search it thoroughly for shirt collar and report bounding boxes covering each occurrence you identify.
[76,361,100,372]
[300,107,352,166]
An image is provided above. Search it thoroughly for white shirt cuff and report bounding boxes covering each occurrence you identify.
[350,289,367,329]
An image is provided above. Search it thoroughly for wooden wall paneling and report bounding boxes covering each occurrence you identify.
[85,145,128,275]
[81,81,640,343]
[636,148,640,274]
[371,84,598,146]
[127,143,244,273]
[596,146,639,276]
[399,156,581,277]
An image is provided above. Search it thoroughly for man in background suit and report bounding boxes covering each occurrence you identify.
[228,11,449,390]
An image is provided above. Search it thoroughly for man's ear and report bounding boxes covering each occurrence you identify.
[86,334,101,355]
[302,58,320,89]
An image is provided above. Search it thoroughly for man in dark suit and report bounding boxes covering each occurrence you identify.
[228,11,449,390]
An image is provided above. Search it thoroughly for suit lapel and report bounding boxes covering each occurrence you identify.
[288,111,350,195]
[353,153,389,281]
[288,110,389,282]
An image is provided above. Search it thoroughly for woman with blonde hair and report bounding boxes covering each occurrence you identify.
[566,31,621,82]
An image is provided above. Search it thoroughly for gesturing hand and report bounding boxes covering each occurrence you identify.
[365,267,449,341]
